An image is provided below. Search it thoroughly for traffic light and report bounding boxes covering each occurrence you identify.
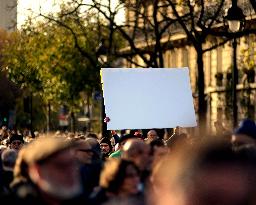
[2,116,8,126]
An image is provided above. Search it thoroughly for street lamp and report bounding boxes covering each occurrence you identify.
[225,0,245,128]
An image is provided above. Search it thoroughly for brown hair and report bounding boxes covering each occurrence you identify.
[100,158,139,193]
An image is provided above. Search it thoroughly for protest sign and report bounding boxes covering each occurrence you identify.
[101,68,197,130]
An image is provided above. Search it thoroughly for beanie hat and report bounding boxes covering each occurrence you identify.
[118,134,136,144]
[234,119,256,139]
[100,137,112,150]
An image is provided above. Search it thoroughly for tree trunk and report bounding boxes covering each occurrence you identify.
[197,46,207,134]
[30,92,35,137]
[71,111,76,133]
[87,93,91,131]
[47,102,51,132]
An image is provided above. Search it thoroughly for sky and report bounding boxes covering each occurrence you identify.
[17,0,61,27]
[17,0,125,28]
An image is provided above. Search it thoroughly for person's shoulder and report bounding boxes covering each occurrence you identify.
[64,193,89,205]
[0,193,19,204]
[89,188,108,205]
[0,191,41,205]
[109,150,121,158]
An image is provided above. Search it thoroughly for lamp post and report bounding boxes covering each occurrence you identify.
[225,0,245,128]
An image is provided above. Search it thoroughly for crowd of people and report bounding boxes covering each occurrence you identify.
[0,118,256,205]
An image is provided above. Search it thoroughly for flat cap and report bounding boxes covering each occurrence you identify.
[23,136,75,164]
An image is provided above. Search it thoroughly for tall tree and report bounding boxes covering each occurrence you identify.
[165,0,229,131]
[53,0,229,131]
[18,0,256,131]
[85,0,256,131]
[2,8,109,131]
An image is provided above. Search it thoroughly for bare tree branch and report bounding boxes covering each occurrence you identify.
[203,38,230,53]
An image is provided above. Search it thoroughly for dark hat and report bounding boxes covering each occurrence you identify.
[100,137,112,149]
[9,134,24,144]
[234,119,256,139]
[119,134,136,144]
[23,137,75,164]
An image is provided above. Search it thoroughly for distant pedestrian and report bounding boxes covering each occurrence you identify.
[100,137,113,160]
[90,158,142,205]
[8,134,24,151]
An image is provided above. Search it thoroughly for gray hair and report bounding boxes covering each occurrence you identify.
[1,149,18,171]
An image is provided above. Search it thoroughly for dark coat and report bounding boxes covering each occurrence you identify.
[1,180,88,205]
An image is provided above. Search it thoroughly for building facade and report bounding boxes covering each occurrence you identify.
[123,0,256,132]
[0,0,17,31]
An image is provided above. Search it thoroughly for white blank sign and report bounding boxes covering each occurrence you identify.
[101,68,197,130]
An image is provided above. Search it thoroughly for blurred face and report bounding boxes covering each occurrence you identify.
[10,140,23,150]
[100,143,111,154]
[120,165,140,196]
[188,165,253,205]
[147,130,158,141]
[152,165,256,205]
[75,144,94,164]
[34,150,82,199]
[153,146,168,163]
[137,145,151,171]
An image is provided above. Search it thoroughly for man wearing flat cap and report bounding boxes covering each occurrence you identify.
[2,136,87,205]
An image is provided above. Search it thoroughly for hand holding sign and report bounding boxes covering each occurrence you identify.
[104,117,111,123]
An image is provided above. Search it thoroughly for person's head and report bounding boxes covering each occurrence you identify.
[9,134,24,150]
[85,137,102,162]
[100,137,112,155]
[232,119,256,146]
[75,139,94,164]
[100,158,140,196]
[86,133,99,140]
[0,126,8,140]
[122,139,150,171]
[1,148,17,171]
[146,130,158,142]
[21,137,82,200]
[150,139,256,205]
[74,137,101,164]
[149,139,168,164]
[118,134,136,149]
